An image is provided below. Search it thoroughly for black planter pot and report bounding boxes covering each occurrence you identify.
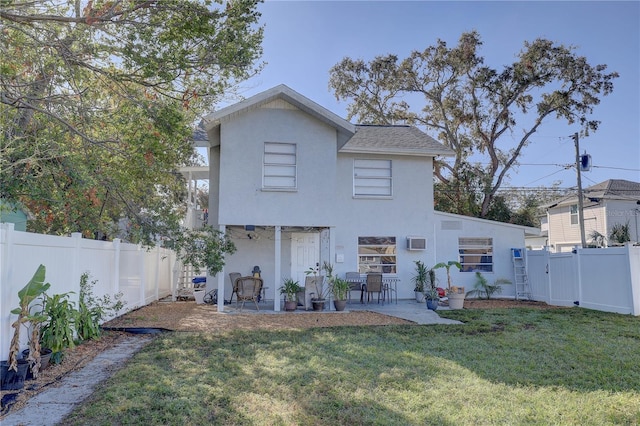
[1,359,29,390]
[22,348,53,380]
[312,300,326,311]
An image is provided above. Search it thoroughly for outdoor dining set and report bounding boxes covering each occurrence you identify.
[227,271,399,311]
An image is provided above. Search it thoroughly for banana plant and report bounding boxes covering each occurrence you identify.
[9,265,50,373]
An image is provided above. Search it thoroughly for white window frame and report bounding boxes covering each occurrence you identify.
[353,159,392,197]
[263,142,297,190]
[458,237,493,273]
[357,236,397,274]
[570,204,578,225]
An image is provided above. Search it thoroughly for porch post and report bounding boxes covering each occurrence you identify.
[274,226,281,312]
[329,227,335,311]
[217,224,226,312]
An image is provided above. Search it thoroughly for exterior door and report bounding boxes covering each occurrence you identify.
[291,233,320,284]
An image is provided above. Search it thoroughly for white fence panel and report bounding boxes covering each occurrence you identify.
[526,245,640,315]
[0,223,174,360]
[526,250,549,303]
[580,247,636,315]
[548,253,579,307]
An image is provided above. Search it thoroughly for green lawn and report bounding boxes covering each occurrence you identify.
[64,308,640,425]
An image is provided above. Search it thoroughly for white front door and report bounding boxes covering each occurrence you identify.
[291,233,319,284]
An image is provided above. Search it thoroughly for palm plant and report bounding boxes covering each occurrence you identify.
[466,272,511,300]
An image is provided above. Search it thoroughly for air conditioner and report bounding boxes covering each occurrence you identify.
[407,236,426,250]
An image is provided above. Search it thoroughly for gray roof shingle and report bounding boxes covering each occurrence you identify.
[341,124,454,157]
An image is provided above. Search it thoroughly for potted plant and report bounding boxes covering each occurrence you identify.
[280,278,302,311]
[424,287,440,311]
[1,265,50,390]
[330,277,350,311]
[466,272,511,300]
[411,260,429,303]
[307,263,328,311]
[434,260,464,309]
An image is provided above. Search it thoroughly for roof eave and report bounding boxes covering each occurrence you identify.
[339,146,455,157]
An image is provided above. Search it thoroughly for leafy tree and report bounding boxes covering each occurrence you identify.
[1,0,264,243]
[329,31,618,219]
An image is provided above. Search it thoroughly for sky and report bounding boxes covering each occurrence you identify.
[214,0,640,192]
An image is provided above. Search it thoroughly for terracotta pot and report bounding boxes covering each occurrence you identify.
[284,300,297,311]
[333,300,347,311]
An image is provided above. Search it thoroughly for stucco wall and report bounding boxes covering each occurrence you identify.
[217,106,338,227]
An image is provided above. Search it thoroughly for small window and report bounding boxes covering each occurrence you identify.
[459,237,493,272]
[358,236,396,274]
[354,159,392,197]
[570,204,578,225]
[263,142,296,189]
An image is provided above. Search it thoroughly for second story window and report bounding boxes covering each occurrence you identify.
[264,142,296,190]
[354,159,392,197]
[570,204,578,225]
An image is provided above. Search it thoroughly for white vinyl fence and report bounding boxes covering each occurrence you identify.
[0,223,176,360]
[527,245,640,315]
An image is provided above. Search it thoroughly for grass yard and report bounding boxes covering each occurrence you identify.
[63,308,640,425]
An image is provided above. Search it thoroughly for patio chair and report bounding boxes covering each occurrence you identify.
[366,273,384,304]
[345,272,363,304]
[228,272,242,304]
[235,276,263,311]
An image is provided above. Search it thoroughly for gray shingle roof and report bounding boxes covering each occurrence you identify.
[340,125,454,157]
[583,179,640,199]
[546,179,640,207]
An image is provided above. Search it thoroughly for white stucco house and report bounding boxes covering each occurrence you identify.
[544,179,640,252]
[199,85,539,310]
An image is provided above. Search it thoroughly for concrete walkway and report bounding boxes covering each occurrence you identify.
[1,299,460,425]
[1,336,153,426]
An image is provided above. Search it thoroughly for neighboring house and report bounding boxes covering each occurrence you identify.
[525,214,548,250]
[545,179,640,252]
[199,85,539,310]
[0,199,28,232]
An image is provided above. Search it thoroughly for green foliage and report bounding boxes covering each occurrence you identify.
[330,277,351,301]
[330,31,618,219]
[1,0,264,242]
[8,264,50,372]
[166,225,236,276]
[434,260,462,292]
[466,272,511,300]
[76,272,126,342]
[41,293,78,364]
[279,278,302,302]
[411,260,429,292]
[589,230,607,248]
[610,221,631,244]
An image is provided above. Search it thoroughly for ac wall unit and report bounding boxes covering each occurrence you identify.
[407,236,427,250]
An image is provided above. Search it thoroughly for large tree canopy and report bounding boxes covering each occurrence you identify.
[329,31,618,219]
[1,0,264,243]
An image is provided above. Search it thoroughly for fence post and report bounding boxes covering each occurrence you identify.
[0,223,16,360]
[138,245,146,307]
[113,238,121,310]
[71,232,82,303]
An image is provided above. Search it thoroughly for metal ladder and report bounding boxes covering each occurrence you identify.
[511,248,531,300]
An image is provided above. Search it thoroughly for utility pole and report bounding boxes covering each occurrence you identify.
[573,132,587,248]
